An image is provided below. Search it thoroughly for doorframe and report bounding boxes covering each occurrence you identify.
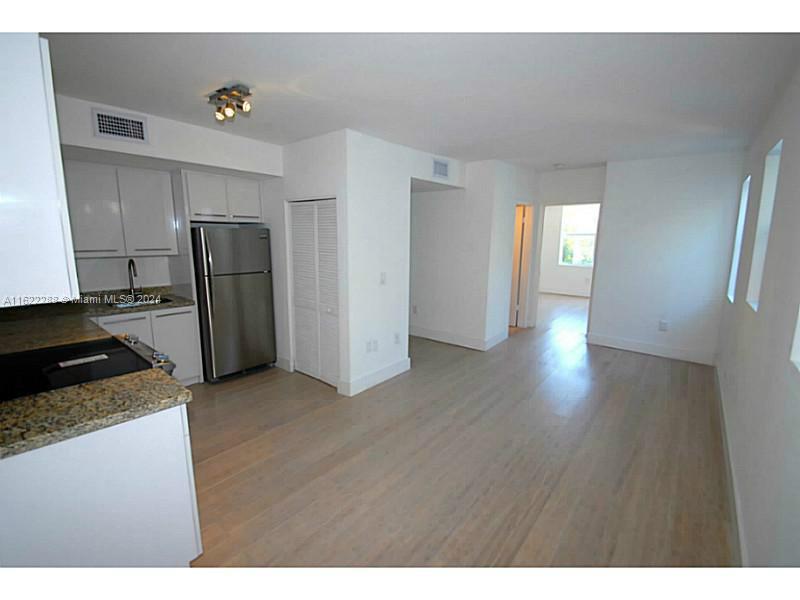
[510,204,536,328]
[526,201,604,335]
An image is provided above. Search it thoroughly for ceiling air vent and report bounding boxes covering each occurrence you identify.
[433,159,449,179]
[92,108,149,143]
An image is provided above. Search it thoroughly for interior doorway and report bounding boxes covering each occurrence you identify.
[509,204,534,329]
[536,203,601,335]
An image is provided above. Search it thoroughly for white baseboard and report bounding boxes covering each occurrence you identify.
[410,326,507,352]
[586,333,714,365]
[483,330,508,351]
[338,357,411,397]
[275,356,292,372]
[714,367,747,566]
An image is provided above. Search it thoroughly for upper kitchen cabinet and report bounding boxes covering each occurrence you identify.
[64,162,178,258]
[184,170,263,223]
[64,161,126,258]
[184,171,228,221]
[0,35,79,305]
[117,167,178,256]
[226,177,262,222]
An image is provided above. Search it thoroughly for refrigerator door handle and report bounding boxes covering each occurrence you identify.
[199,228,218,379]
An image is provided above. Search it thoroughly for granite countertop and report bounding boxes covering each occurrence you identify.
[0,287,195,355]
[0,367,192,459]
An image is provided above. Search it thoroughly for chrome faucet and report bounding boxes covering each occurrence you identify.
[127,258,139,297]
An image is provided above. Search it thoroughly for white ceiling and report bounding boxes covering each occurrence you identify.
[44,33,800,169]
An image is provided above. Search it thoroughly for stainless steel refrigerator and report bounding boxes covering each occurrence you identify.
[192,224,277,381]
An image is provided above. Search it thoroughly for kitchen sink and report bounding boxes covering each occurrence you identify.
[108,297,173,309]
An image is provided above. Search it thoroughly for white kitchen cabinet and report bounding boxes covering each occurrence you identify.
[185,170,263,223]
[290,199,339,387]
[226,177,263,221]
[64,161,127,258]
[151,306,202,384]
[0,35,79,305]
[95,307,202,385]
[184,170,229,221]
[96,312,155,347]
[0,405,202,567]
[117,167,178,256]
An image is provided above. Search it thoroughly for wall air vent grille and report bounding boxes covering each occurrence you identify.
[92,108,149,143]
[433,159,449,179]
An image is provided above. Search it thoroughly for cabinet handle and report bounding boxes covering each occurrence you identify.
[231,214,260,219]
[195,211,226,217]
[135,247,172,252]
[78,249,120,253]
[105,315,147,324]
[154,310,192,318]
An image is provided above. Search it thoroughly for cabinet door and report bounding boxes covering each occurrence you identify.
[151,307,201,384]
[0,35,79,304]
[97,312,154,347]
[290,202,320,378]
[64,161,126,258]
[185,171,228,221]
[226,177,262,222]
[316,200,339,386]
[117,167,178,256]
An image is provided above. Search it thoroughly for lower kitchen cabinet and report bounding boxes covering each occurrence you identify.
[95,306,202,385]
[0,405,202,567]
[96,311,154,347]
[151,307,202,384]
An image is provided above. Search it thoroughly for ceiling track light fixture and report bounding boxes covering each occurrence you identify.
[208,84,253,122]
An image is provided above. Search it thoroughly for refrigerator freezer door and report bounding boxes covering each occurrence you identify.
[206,272,276,379]
[203,226,271,275]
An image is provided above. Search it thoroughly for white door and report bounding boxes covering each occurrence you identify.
[185,170,228,221]
[290,199,339,387]
[117,167,178,256]
[291,202,320,378]
[316,200,339,387]
[226,177,262,222]
[64,161,126,258]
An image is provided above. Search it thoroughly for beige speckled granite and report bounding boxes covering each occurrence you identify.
[0,368,191,459]
[0,315,111,356]
[0,287,195,355]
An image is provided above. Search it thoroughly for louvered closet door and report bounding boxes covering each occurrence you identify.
[291,203,320,378]
[316,200,339,387]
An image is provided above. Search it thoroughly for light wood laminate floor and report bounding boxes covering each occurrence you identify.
[187,294,735,566]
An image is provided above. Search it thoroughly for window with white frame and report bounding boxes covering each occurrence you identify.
[727,176,751,303]
[746,140,783,311]
[558,203,600,267]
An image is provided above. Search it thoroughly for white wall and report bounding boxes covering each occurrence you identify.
[588,152,743,365]
[537,166,606,206]
[538,205,594,297]
[716,66,800,566]
[56,95,282,177]
[410,160,535,350]
[282,128,465,395]
[76,256,171,292]
[343,130,464,394]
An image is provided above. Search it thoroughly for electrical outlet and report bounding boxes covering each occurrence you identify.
[380,272,387,285]
[394,333,400,344]
[373,339,379,351]
[658,320,669,332]
[366,341,372,353]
